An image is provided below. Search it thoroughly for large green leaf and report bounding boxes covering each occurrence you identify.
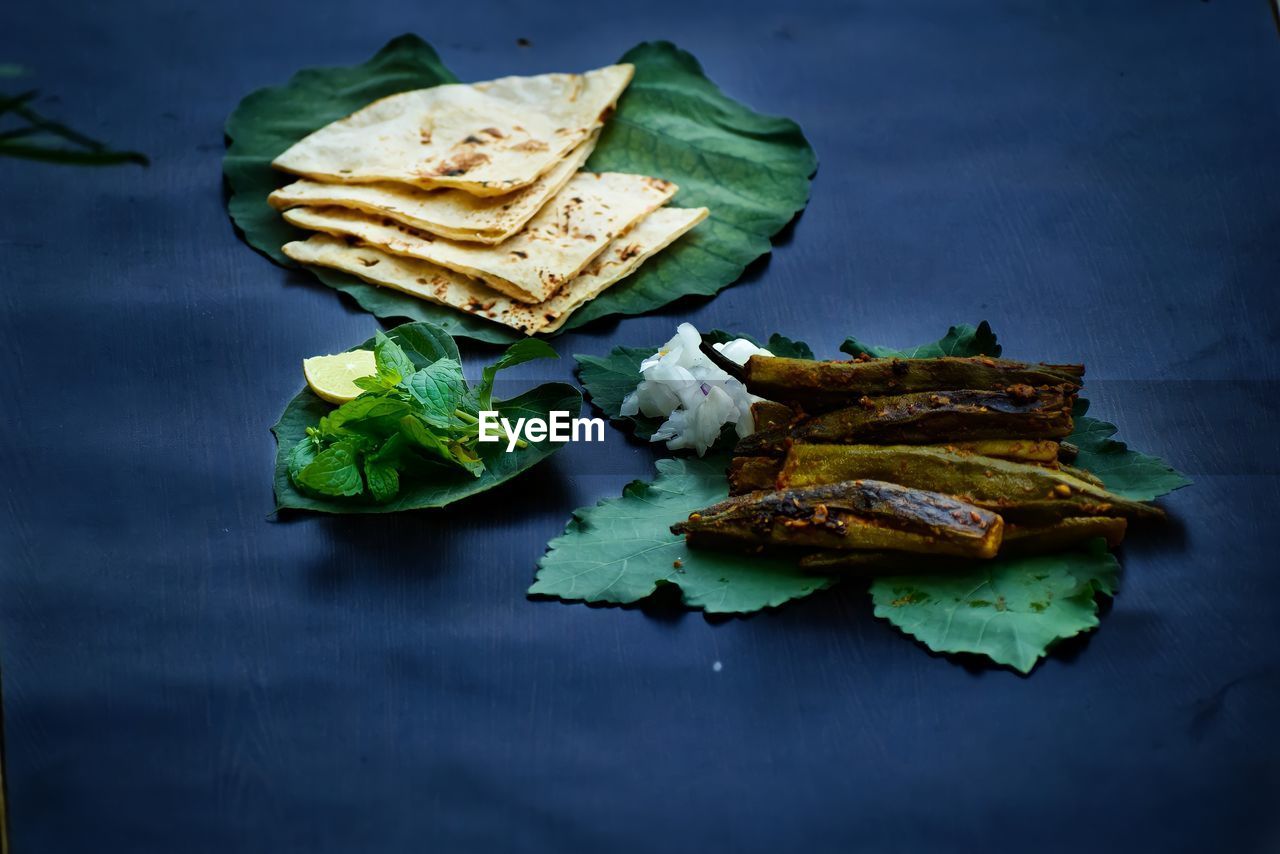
[530,456,837,613]
[271,321,581,513]
[563,42,816,329]
[576,330,812,440]
[1068,400,1191,501]
[224,37,815,342]
[869,541,1120,674]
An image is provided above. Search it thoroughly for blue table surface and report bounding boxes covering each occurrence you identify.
[3,1,1279,851]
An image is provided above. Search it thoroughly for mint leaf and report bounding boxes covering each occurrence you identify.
[373,330,414,386]
[870,541,1120,674]
[475,338,559,411]
[317,395,413,438]
[391,321,461,367]
[405,359,465,426]
[286,436,318,480]
[274,322,581,512]
[353,375,388,392]
[841,321,1001,359]
[297,441,364,497]
[396,415,483,477]
[531,456,838,613]
[363,456,400,502]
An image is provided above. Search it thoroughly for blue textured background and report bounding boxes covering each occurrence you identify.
[2,1,1279,851]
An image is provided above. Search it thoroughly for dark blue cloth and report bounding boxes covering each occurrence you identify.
[3,1,1279,851]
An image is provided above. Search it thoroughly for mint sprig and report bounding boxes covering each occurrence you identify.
[288,332,556,502]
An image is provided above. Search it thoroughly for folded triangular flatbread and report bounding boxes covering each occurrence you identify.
[282,206,708,334]
[539,206,710,333]
[272,64,632,196]
[283,172,676,304]
[268,133,598,244]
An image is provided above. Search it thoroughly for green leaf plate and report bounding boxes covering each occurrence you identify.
[530,455,836,613]
[272,321,581,513]
[541,322,1190,673]
[225,36,817,343]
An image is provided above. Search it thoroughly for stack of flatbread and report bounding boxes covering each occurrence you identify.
[270,63,708,334]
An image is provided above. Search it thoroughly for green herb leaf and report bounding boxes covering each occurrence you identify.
[272,321,581,513]
[373,330,415,386]
[485,338,560,375]
[224,37,815,341]
[397,415,479,476]
[473,338,559,411]
[387,321,461,367]
[317,395,413,438]
[352,376,387,392]
[531,456,838,613]
[297,441,365,497]
[841,321,1001,359]
[870,541,1120,674]
[363,456,401,502]
[405,359,466,425]
[286,436,318,480]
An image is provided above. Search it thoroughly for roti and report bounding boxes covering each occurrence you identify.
[268,133,598,244]
[281,206,708,334]
[283,172,677,304]
[538,206,709,332]
[272,64,633,196]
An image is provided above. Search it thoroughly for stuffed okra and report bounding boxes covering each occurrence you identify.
[736,387,1075,455]
[672,479,1004,559]
[796,516,1128,573]
[735,354,1083,412]
[726,439,1065,496]
[779,444,1162,523]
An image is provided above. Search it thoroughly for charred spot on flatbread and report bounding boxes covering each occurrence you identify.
[432,149,491,177]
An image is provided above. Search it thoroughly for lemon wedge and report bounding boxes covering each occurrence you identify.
[302,349,378,404]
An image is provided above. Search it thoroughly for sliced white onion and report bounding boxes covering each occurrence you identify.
[619,322,774,456]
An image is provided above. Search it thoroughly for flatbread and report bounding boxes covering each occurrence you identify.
[281,207,708,334]
[538,206,709,332]
[283,172,677,304]
[272,64,633,196]
[268,132,598,244]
